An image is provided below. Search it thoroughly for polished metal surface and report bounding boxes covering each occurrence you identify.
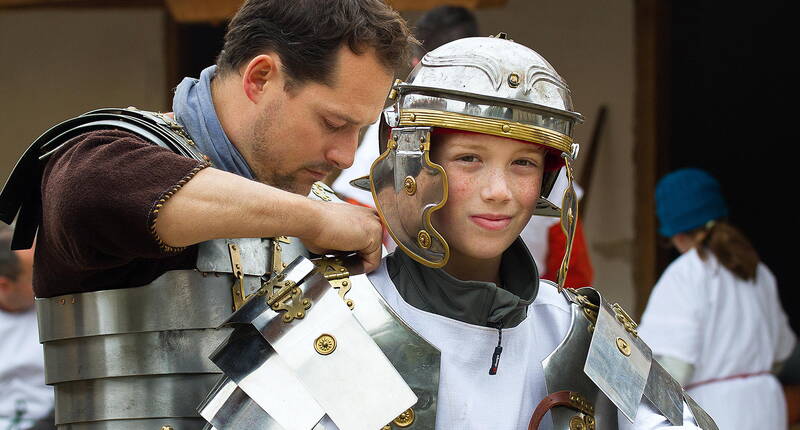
[44,328,229,384]
[404,37,582,124]
[55,373,221,424]
[370,127,448,268]
[209,256,417,430]
[199,377,287,430]
[197,238,269,276]
[36,270,234,342]
[209,327,325,430]
[683,393,719,430]
[541,286,617,429]
[643,360,684,426]
[59,418,207,430]
[348,273,441,430]
[583,293,652,423]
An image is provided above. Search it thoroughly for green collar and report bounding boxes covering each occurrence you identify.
[386,238,539,328]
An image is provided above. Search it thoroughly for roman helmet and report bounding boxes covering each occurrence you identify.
[365,34,583,288]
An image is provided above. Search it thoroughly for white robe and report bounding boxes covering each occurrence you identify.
[0,308,53,430]
[362,262,702,429]
[639,249,796,430]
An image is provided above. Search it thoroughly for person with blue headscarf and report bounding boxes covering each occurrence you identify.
[639,168,796,429]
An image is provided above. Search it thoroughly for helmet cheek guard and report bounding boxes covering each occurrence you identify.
[367,34,584,287]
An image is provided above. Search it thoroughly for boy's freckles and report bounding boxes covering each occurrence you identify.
[431,132,545,262]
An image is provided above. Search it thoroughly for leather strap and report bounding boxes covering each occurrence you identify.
[528,390,575,430]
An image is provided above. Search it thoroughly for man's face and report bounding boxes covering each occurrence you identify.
[0,247,35,312]
[243,46,394,195]
[431,132,546,261]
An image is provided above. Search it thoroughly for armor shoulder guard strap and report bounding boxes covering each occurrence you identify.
[572,287,717,429]
[0,107,207,250]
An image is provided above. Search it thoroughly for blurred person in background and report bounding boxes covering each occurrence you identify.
[0,225,54,430]
[331,6,593,288]
[639,168,796,429]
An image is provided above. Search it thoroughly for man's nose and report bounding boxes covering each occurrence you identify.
[325,131,359,170]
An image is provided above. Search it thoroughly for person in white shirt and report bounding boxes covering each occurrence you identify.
[0,225,54,430]
[639,168,795,429]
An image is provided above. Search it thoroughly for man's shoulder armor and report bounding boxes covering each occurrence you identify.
[0,107,206,250]
[536,284,718,429]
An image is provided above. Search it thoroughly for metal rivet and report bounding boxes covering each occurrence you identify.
[59,299,65,305]
[409,113,416,121]
[417,230,432,249]
[315,334,337,355]
[569,416,586,430]
[502,124,511,133]
[508,72,521,88]
[342,280,349,287]
[393,408,415,427]
[616,337,631,356]
[161,426,174,430]
[403,176,417,196]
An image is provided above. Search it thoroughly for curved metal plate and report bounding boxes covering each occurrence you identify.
[55,374,221,424]
[370,127,449,268]
[584,295,652,423]
[199,377,286,430]
[59,417,207,430]
[643,360,684,426]
[44,328,230,384]
[541,287,617,429]
[197,238,269,276]
[37,270,234,342]
[683,393,719,430]
[349,273,441,430]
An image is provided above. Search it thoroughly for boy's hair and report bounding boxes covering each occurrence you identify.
[216,0,416,89]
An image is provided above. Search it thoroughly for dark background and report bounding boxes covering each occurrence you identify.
[665,1,796,329]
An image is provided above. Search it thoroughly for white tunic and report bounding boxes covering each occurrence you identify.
[0,308,53,430]
[639,249,796,430]
[366,262,701,429]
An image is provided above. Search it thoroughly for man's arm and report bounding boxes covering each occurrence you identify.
[155,167,383,271]
[42,129,382,274]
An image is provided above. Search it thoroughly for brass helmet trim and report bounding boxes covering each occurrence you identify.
[370,127,450,268]
[398,108,573,154]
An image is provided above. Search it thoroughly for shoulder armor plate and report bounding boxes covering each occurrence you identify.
[540,286,717,429]
[0,107,207,249]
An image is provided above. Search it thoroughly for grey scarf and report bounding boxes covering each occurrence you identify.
[173,65,254,179]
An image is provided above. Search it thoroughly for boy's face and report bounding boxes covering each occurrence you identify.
[431,132,546,261]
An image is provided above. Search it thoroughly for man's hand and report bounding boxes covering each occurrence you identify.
[155,168,384,273]
[300,202,383,274]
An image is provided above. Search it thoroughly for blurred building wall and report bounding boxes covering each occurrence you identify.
[0,8,167,181]
[0,1,635,309]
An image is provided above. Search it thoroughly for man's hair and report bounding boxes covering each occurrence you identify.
[414,6,479,54]
[0,225,20,280]
[216,0,416,88]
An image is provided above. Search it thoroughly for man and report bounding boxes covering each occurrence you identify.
[0,225,54,430]
[0,0,414,428]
